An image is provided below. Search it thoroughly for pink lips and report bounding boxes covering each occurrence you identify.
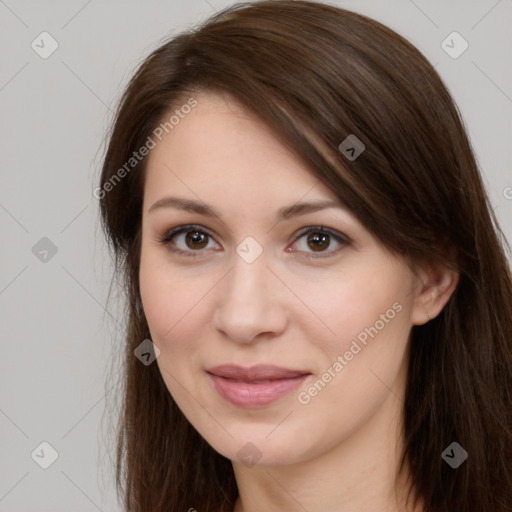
[206,364,311,408]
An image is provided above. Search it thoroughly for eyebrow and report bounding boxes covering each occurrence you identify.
[148,196,347,221]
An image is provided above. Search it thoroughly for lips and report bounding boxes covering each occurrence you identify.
[207,364,309,381]
[206,364,311,407]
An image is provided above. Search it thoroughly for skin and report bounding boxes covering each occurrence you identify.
[139,92,459,512]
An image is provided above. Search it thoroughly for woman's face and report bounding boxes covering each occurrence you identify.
[139,92,424,467]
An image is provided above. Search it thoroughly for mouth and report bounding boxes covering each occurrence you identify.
[206,364,311,408]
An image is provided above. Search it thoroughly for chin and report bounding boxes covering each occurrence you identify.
[201,427,313,468]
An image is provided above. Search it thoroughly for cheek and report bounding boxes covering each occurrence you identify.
[293,282,411,447]
[293,261,413,422]
[139,250,186,344]
[298,262,411,355]
[139,251,218,362]
[139,261,207,401]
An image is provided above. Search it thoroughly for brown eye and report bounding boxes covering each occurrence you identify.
[290,226,350,259]
[185,231,209,250]
[160,225,220,257]
[307,232,331,252]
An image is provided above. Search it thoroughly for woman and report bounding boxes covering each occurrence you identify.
[98,1,512,511]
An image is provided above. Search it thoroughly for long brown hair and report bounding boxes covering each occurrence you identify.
[98,1,512,510]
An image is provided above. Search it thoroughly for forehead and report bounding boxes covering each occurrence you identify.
[142,91,339,208]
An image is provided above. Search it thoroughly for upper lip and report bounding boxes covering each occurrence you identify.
[206,364,311,381]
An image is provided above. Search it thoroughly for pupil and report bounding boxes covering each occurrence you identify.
[308,232,329,252]
[186,231,207,249]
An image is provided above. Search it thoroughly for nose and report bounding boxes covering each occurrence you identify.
[212,252,288,344]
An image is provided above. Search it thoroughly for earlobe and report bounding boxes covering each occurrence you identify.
[410,260,459,326]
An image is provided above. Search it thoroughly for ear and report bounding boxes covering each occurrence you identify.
[410,259,459,326]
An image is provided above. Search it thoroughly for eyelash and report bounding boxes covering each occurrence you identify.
[158,224,351,260]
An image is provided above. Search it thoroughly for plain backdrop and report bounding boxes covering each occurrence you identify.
[1,0,511,510]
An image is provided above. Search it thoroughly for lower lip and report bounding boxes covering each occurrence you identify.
[208,373,309,408]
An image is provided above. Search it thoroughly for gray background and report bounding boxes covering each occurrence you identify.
[0,0,511,510]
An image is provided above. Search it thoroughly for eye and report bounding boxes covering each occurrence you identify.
[288,226,350,259]
[159,224,350,259]
[159,224,220,257]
